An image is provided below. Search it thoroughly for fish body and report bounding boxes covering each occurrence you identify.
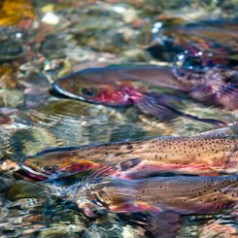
[165,20,238,52]
[174,67,238,110]
[74,175,238,215]
[151,18,238,67]
[21,132,238,179]
[52,65,191,96]
[52,65,191,123]
[52,64,238,112]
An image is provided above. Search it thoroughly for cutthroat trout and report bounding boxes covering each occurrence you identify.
[21,126,238,180]
[52,64,238,113]
[152,18,238,67]
[72,175,238,215]
[51,65,232,126]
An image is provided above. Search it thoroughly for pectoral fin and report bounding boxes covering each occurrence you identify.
[109,201,162,213]
[135,93,226,126]
[135,94,182,121]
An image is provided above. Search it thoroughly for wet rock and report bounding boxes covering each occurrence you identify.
[43,59,72,79]
[0,39,24,61]
[8,127,59,158]
[19,71,49,89]
[0,172,15,192]
[70,3,142,54]
[0,0,35,27]
[35,224,85,238]
[145,0,191,12]
[0,160,19,173]
[19,72,50,109]
[143,0,238,16]
[7,180,46,200]
[122,225,145,238]
[199,218,238,238]
[40,34,68,59]
[0,64,18,88]
[0,88,24,107]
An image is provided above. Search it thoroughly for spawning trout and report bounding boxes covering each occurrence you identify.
[69,175,238,215]
[21,125,238,180]
[152,18,238,67]
[52,65,238,113]
[51,65,233,126]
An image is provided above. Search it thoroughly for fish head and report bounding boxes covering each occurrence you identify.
[20,150,101,180]
[20,153,64,180]
[83,179,138,210]
[84,179,161,214]
[52,72,144,106]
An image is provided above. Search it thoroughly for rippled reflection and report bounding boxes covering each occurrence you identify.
[0,0,238,237]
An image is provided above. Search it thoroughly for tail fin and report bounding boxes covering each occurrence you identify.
[135,93,226,126]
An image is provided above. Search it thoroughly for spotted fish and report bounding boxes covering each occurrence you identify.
[72,175,238,215]
[52,64,238,112]
[51,65,230,125]
[21,124,238,179]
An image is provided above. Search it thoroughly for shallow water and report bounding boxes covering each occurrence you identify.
[0,0,238,237]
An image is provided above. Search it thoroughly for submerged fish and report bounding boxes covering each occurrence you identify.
[19,157,104,181]
[51,65,230,126]
[21,125,238,180]
[72,175,238,215]
[52,64,238,114]
[151,18,238,67]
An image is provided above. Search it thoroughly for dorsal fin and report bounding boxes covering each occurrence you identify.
[198,121,238,138]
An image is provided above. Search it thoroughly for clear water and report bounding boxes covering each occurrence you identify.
[0,0,238,237]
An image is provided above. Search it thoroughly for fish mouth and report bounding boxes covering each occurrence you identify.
[20,164,49,180]
[51,82,132,107]
[51,82,86,101]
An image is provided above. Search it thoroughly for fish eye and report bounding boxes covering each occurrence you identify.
[79,87,97,97]
[42,165,58,172]
[34,161,39,166]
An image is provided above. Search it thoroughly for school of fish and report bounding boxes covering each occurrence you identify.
[20,123,238,217]
[16,18,238,237]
